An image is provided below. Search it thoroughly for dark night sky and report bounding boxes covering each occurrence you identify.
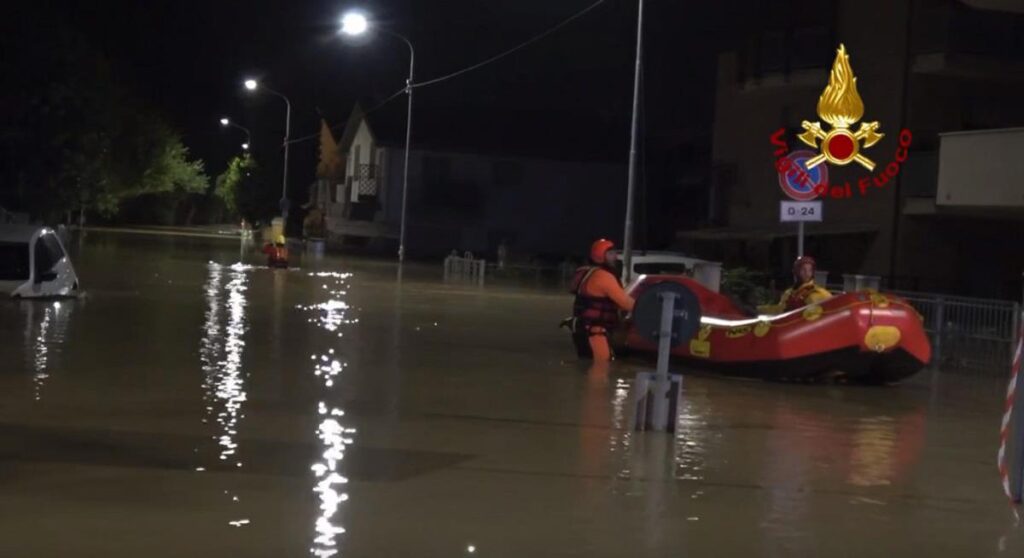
[16,0,734,197]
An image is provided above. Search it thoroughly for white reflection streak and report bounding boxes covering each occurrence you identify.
[198,263,250,524]
[199,263,223,425]
[673,396,708,481]
[31,305,53,401]
[610,378,633,479]
[215,268,249,463]
[305,272,355,558]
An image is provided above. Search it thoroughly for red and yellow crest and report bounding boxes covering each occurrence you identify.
[798,44,883,171]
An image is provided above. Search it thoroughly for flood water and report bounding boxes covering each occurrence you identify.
[1,230,1021,557]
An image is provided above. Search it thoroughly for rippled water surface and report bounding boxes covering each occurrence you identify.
[0,231,1020,557]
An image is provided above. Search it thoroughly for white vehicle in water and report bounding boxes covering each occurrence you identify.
[0,225,80,298]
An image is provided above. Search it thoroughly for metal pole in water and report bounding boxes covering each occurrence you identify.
[621,0,645,284]
[649,292,677,432]
[655,292,676,381]
[797,221,805,257]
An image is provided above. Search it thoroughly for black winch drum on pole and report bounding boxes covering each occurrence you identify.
[632,281,702,433]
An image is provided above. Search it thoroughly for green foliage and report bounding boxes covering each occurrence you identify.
[214,154,274,223]
[721,267,774,306]
[1,18,208,222]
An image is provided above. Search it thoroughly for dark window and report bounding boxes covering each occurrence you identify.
[491,160,524,188]
[34,238,56,276]
[634,262,691,276]
[759,30,786,73]
[790,26,831,69]
[42,234,65,261]
[0,242,30,280]
[422,155,452,185]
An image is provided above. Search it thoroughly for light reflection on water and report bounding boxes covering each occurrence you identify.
[673,391,708,482]
[197,262,250,524]
[23,300,74,402]
[300,270,356,558]
[848,416,897,487]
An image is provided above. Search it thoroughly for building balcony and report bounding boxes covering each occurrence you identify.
[348,164,379,201]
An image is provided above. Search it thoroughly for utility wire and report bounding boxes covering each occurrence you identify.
[411,0,606,88]
[282,0,606,146]
[283,86,407,147]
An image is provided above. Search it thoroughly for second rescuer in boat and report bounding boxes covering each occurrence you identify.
[758,255,832,314]
[565,239,636,362]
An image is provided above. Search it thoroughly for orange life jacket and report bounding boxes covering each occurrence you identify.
[569,266,621,330]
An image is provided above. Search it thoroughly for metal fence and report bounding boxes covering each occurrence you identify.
[895,291,1020,373]
[827,284,1021,373]
[443,252,486,286]
[443,255,1021,372]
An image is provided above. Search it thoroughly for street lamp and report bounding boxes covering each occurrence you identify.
[621,0,645,283]
[219,116,252,150]
[341,12,368,35]
[244,78,292,222]
[341,10,415,263]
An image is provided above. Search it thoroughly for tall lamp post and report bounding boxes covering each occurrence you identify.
[341,11,415,263]
[219,117,251,151]
[621,0,645,283]
[244,79,293,224]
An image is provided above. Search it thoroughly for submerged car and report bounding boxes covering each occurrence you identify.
[0,225,80,298]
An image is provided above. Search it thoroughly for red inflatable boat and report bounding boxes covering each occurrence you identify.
[619,275,932,384]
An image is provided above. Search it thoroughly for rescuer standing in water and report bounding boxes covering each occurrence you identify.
[566,239,636,361]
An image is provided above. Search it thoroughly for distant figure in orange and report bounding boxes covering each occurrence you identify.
[262,235,289,268]
[566,239,636,362]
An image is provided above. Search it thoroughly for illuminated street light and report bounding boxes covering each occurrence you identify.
[218,116,251,151]
[340,9,415,263]
[340,12,368,36]
[243,80,293,222]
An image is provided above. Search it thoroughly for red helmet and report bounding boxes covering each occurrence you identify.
[793,255,816,274]
[590,239,615,264]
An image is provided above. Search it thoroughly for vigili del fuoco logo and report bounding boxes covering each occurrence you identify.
[770,44,912,200]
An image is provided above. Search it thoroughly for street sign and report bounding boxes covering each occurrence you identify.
[778,150,828,201]
[780,200,823,222]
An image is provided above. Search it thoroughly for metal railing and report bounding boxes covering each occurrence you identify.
[346,164,379,200]
[826,283,1021,373]
[443,252,486,286]
[894,291,1020,373]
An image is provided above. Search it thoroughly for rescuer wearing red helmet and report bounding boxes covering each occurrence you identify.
[758,255,832,314]
[565,239,636,361]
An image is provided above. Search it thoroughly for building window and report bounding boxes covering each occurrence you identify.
[790,26,831,70]
[422,155,452,185]
[759,30,786,74]
[491,160,523,188]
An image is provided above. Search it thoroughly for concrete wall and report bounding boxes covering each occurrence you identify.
[937,128,1024,208]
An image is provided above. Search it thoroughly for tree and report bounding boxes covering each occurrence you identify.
[214,154,275,223]
[1,16,208,223]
